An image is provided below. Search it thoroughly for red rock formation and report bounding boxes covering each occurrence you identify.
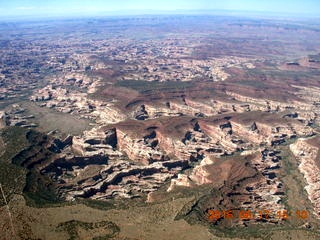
[290,137,320,218]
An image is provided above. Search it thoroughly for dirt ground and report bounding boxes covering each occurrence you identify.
[1,194,320,240]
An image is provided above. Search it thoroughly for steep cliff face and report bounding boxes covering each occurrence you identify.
[144,104,175,118]
[0,111,7,129]
[31,85,127,124]
[12,108,315,203]
[198,120,238,152]
[290,137,320,218]
[169,101,200,116]
[113,119,227,165]
[168,149,286,223]
[34,125,191,200]
[156,130,190,160]
[113,112,313,168]
[230,120,266,145]
[226,90,318,114]
[72,127,118,156]
[184,98,217,116]
[146,97,267,120]
[116,128,167,165]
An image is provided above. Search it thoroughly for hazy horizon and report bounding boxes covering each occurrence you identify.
[0,0,319,20]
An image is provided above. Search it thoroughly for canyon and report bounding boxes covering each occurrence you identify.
[0,15,320,239]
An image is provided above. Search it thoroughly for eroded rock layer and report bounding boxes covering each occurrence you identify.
[290,137,320,219]
[11,109,312,203]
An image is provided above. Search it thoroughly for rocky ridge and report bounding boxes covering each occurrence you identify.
[290,137,320,219]
[27,111,313,204]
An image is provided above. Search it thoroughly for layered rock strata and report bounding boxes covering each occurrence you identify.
[290,137,320,218]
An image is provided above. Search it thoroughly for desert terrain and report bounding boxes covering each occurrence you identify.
[0,15,320,239]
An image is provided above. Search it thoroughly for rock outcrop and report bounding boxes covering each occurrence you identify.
[290,137,320,218]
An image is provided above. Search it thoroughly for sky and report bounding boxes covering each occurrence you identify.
[0,0,319,19]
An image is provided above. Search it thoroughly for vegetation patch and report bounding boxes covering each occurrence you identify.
[115,80,194,93]
[56,220,120,240]
[0,126,29,163]
[0,126,62,207]
[23,170,62,207]
[235,80,268,89]
[0,127,28,206]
